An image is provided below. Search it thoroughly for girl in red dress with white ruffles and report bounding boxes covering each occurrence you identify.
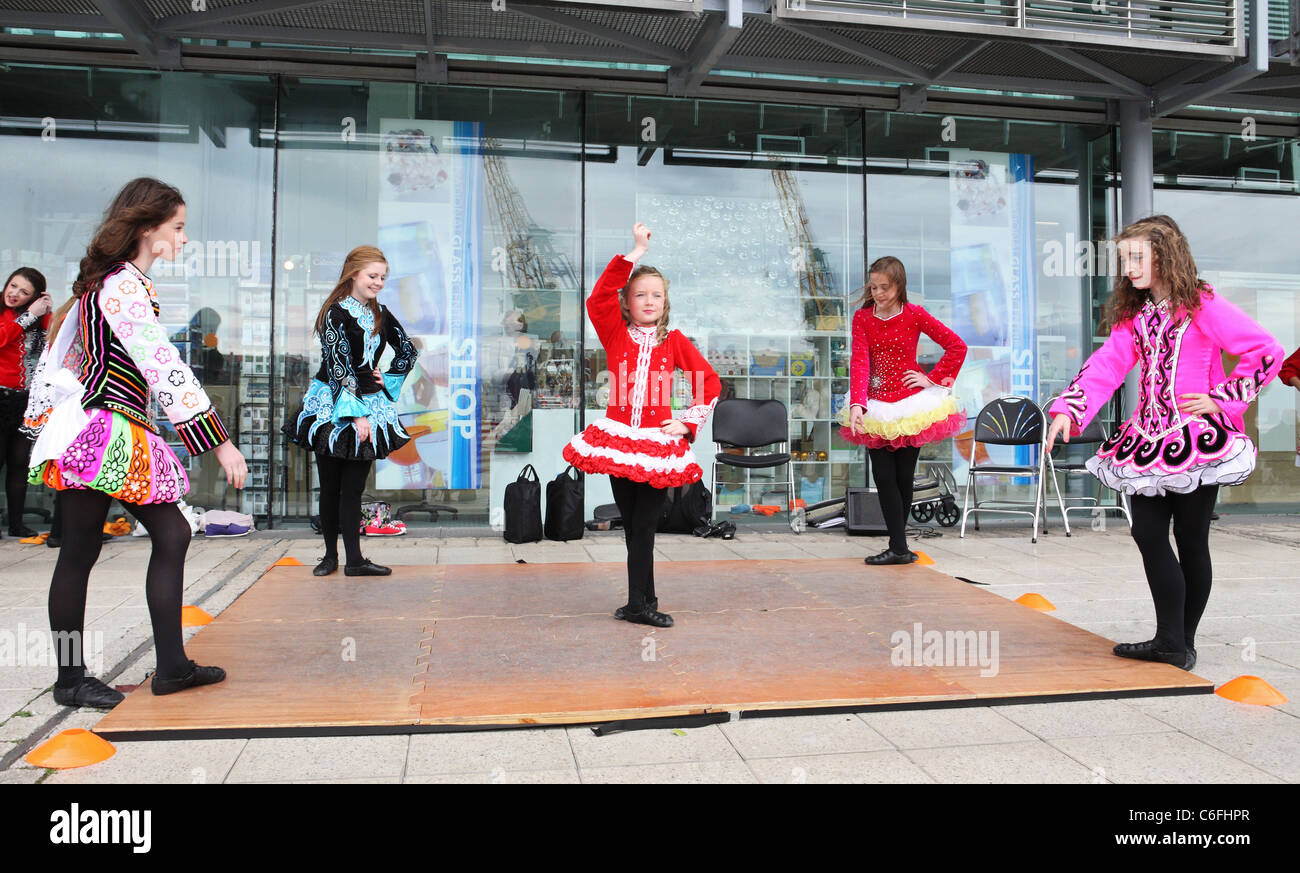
[564,223,720,628]
[839,256,967,565]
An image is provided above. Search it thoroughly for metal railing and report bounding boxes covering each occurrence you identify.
[774,0,1246,56]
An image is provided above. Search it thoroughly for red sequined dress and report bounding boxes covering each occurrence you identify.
[838,303,968,450]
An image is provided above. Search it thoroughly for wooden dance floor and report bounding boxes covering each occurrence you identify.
[94,558,1211,738]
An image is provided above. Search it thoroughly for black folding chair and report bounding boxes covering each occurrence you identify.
[710,398,796,530]
[959,395,1067,544]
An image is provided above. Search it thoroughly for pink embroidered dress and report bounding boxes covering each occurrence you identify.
[1049,286,1283,496]
[563,255,720,488]
[838,303,968,449]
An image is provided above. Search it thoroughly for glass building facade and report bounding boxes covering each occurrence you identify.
[2,65,1297,525]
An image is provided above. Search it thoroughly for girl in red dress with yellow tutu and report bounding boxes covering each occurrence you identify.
[564,223,719,628]
[840,256,967,565]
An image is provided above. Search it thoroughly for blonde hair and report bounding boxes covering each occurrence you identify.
[619,265,671,345]
[314,245,387,336]
[856,256,909,309]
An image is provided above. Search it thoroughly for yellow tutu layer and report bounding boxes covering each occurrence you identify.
[837,393,962,440]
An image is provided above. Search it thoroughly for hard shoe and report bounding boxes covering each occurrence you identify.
[151,661,226,695]
[53,676,124,709]
[313,556,338,576]
[614,597,658,620]
[1113,639,1193,669]
[618,608,673,628]
[344,559,392,576]
[9,525,39,538]
[864,549,918,566]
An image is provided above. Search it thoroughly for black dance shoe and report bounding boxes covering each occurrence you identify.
[344,559,392,576]
[1113,639,1194,670]
[151,661,226,696]
[614,598,658,621]
[53,676,124,709]
[313,556,338,576]
[864,549,918,566]
[9,525,39,538]
[618,608,674,628]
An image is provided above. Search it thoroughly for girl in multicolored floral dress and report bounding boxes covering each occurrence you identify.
[1046,215,1283,671]
[25,178,247,708]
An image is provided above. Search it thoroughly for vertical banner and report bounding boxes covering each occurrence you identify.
[948,151,1037,473]
[374,119,483,490]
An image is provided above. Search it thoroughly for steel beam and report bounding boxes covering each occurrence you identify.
[508,5,687,64]
[1153,0,1269,116]
[155,0,342,32]
[91,0,179,68]
[770,20,931,82]
[1034,45,1151,98]
[668,0,743,96]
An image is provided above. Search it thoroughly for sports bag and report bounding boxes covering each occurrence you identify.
[543,465,584,542]
[503,464,543,543]
[657,480,713,534]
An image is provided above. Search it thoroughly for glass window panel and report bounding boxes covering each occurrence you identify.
[585,94,864,515]
[0,67,275,519]
[274,81,581,526]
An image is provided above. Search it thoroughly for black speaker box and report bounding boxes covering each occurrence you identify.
[844,487,889,536]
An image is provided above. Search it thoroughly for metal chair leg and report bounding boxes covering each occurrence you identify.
[1046,455,1071,536]
[960,460,974,538]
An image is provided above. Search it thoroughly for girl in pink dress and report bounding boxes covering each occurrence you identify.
[1047,215,1283,671]
[840,257,967,565]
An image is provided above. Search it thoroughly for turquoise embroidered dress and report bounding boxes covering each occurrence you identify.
[286,296,417,460]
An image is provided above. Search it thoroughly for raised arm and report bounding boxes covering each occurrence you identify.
[915,305,967,387]
[588,223,651,351]
[1198,291,1285,428]
[1049,317,1139,436]
[99,269,229,455]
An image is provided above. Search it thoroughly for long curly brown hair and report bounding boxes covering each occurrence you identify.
[1102,214,1208,331]
[314,246,387,337]
[48,177,185,345]
[619,265,671,346]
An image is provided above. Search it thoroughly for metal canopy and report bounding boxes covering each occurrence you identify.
[0,0,1294,112]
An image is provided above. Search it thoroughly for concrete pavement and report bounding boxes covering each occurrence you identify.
[1,515,1296,784]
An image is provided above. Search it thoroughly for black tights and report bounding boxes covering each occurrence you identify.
[49,489,193,685]
[1129,485,1218,653]
[610,477,667,611]
[0,425,32,534]
[869,445,920,554]
[316,453,372,566]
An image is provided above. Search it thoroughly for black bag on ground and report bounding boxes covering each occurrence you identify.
[544,466,585,542]
[503,464,543,543]
[657,480,713,534]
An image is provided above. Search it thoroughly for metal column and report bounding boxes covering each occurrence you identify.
[1117,99,1153,419]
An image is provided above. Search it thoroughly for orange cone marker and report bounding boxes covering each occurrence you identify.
[26,729,116,769]
[913,551,935,566]
[180,605,213,627]
[1216,675,1287,706]
[272,556,303,567]
[1015,593,1056,611]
